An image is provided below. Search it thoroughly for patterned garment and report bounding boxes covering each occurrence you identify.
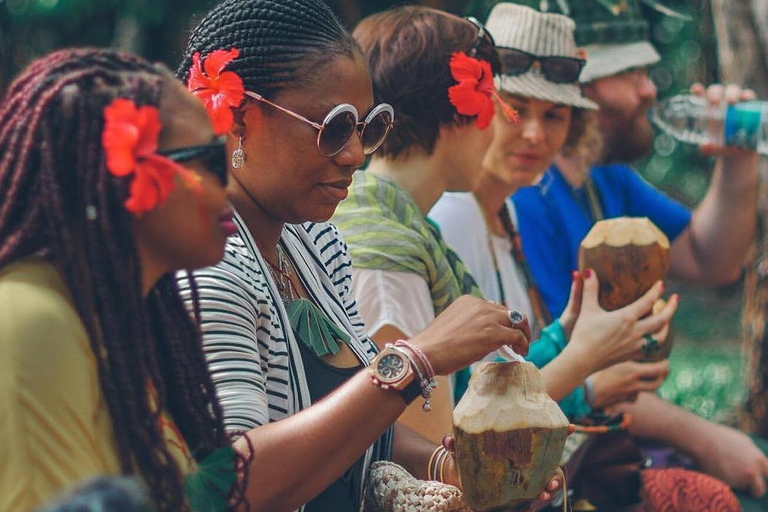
[333,171,484,317]
[177,213,392,512]
[642,469,742,512]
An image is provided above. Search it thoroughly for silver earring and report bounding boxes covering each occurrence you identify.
[232,137,245,169]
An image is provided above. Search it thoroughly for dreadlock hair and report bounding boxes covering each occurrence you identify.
[0,48,247,512]
[178,0,359,100]
[353,6,503,160]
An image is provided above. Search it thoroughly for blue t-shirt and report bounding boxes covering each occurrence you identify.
[512,164,692,317]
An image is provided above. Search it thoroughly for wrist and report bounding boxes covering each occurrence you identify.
[374,340,438,411]
[559,343,596,381]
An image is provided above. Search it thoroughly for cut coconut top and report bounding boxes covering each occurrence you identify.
[581,217,670,249]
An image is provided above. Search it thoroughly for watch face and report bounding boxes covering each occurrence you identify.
[376,353,406,383]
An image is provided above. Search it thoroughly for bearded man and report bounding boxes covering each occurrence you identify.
[510,0,768,508]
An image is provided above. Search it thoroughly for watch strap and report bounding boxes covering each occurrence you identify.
[399,377,422,405]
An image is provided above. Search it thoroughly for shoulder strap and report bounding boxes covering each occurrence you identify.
[498,203,553,330]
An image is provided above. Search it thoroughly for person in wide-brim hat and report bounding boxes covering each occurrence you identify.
[483,2,601,186]
[488,2,598,110]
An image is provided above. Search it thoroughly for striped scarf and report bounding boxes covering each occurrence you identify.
[334,171,483,316]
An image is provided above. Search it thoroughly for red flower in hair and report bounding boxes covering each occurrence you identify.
[102,98,183,215]
[187,48,245,135]
[448,52,518,130]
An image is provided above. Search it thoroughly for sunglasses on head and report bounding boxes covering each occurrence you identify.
[159,137,228,185]
[244,91,394,157]
[499,47,585,84]
[465,16,496,56]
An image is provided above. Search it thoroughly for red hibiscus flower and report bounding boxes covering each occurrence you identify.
[448,52,518,130]
[187,48,245,135]
[102,98,184,215]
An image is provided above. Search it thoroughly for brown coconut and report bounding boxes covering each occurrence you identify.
[453,362,569,512]
[578,217,670,311]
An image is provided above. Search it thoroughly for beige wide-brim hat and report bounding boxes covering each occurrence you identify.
[579,41,661,83]
[486,3,598,110]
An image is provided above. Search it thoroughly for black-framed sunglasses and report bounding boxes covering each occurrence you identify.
[498,47,586,84]
[159,137,228,185]
[465,16,496,56]
[244,91,394,157]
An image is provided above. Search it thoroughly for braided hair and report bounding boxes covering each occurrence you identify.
[0,48,246,512]
[178,0,359,99]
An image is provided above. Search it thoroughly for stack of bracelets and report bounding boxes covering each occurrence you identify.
[426,443,452,483]
[390,340,438,411]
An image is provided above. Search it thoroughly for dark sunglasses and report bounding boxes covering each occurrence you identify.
[499,47,585,84]
[465,16,496,56]
[244,91,394,157]
[159,137,228,185]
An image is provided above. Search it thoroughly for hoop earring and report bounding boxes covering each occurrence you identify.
[232,137,245,169]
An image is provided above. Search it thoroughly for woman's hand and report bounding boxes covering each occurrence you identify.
[410,295,531,376]
[563,270,678,376]
[590,360,670,410]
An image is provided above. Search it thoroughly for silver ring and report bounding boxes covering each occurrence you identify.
[508,310,524,327]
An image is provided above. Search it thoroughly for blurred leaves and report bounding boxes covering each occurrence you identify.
[0,0,218,92]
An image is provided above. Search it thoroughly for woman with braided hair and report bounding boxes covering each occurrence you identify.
[0,49,248,512]
[178,1,558,511]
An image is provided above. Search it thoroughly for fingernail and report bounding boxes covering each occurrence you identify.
[572,270,580,281]
[583,268,592,279]
[660,281,665,293]
[673,293,680,302]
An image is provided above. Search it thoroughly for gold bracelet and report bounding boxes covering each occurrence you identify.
[437,448,450,484]
[427,446,442,481]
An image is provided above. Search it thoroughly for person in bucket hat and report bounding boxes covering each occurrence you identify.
[502,0,768,506]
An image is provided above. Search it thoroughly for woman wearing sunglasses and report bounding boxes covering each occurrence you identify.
[0,48,247,512]
[176,1,547,511]
[430,4,741,511]
[430,1,677,432]
[332,6,527,444]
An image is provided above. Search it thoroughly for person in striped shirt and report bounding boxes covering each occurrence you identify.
[175,1,558,512]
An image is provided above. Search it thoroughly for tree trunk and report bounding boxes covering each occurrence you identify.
[712,0,768,435]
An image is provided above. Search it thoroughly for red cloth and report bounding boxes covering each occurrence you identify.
[642,468,742,512]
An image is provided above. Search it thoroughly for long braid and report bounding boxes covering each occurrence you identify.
[177,0,358,99]
[0,49,242,512]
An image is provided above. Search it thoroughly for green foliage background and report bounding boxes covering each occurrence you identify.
[0,0,746,421]
[0,0,720,208]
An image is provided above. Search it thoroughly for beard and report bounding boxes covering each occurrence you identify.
[598,101,655,164]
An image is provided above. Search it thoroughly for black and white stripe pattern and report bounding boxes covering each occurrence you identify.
[178,212,391,509]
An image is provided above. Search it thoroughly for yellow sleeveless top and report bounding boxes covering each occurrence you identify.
[0,258,193,512]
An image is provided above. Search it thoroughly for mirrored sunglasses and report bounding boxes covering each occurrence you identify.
[244,91,394,157]
[159,137,228,185]
[465,16,496,56]
[499,47,585,84]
